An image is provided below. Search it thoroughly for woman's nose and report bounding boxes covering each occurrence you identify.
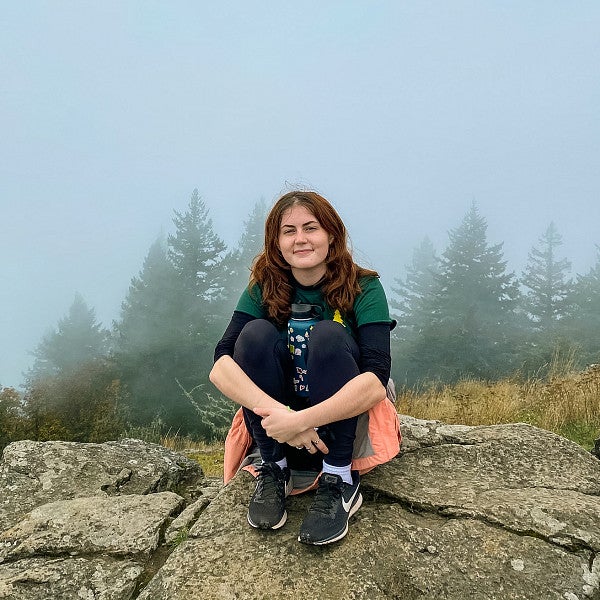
[295,230,307,243]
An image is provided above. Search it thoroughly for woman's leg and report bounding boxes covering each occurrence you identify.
[297,320,363,545]
[305,320,361,467]
[233,319,293,463]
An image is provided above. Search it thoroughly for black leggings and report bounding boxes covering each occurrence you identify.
[234,319,360,467]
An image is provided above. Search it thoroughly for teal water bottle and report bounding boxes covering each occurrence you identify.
[288,304,320,396]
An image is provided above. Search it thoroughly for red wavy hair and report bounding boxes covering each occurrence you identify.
[250,191,378,325]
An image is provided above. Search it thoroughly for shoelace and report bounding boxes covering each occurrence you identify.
[255,464,285,502]
[310,478,343,515]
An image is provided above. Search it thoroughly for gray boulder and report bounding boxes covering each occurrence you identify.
[0,439,205,600]
[140,420,600,600]
[0,556,143,600]
[2,419,600,599]
[0,492,184,563]
[0,438,204,532]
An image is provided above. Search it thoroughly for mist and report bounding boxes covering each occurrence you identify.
[2,2,599,389]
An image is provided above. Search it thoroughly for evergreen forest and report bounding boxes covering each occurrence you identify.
[2,192,600,449]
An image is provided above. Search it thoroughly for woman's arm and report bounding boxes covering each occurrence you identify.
[211,311,288,414]
[254,321,391,443]
[211,311,285,412]
[209,354,285,413]
[254,370,385,443]
[210,355,330,453]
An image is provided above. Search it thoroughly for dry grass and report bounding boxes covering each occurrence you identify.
[160,434,225,478]
[397,378,523,426]
[396,364,600,450]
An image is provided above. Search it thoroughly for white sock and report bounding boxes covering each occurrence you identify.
[322,462,352,485]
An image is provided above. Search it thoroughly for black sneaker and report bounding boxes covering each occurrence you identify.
[247,462,292,530]
[298,471,362,545]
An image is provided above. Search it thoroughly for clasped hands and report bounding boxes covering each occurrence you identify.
[253,405,329,455]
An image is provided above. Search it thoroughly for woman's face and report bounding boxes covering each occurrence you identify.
[277,204,333,285]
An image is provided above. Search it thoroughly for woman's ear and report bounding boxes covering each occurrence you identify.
[329,235,334,245]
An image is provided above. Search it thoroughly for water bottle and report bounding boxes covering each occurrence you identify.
[288,303,320,396]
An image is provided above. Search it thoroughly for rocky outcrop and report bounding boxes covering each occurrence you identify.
[0,439,210,599]
[2,420,600,599]
[0,438,204,532]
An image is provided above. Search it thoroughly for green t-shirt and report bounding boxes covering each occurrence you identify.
[235,275,392,337]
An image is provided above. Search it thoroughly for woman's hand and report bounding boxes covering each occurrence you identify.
[253,406,329,455]
[286,431,329,455]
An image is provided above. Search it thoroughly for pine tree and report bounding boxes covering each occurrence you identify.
[410,204,520,382]
[116,237,183,353]
[114,237,187,427]
[27,293,109,381]
[114,190,235,438]
[517,223,575,376]
[24,296,123,442]
[390,237,440,343]
[219,198,267,316]
[389,237,440,384]
[114,224,233,437]
[234,197,267,276]
[168,189,227,307]
[567,245,600,364]
[165,190,233,436]
[521,222,573,331]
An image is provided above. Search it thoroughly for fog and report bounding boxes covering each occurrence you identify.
[1,2,599,389]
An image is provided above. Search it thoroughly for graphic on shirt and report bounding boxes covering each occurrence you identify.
[332,309,346,327]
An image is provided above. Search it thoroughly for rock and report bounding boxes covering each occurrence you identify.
[0,556,142,600]
[0,438,203,531]
[164,497,209,545]
[2,420,600,599]
[0,492,184,563]
[139,420,600,600]
[399,414,475,451]
[0,439,206,600]
[165,476,224,544]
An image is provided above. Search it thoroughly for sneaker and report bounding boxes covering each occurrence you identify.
[298,471,362,545]
[247,462,292,530]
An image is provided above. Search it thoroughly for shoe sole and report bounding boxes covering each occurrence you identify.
[298,493,363,545]
[247,509,288,530]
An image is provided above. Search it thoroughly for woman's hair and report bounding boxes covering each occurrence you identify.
[250,191,378,325]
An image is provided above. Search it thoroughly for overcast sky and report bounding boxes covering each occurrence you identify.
[2,1,599,389]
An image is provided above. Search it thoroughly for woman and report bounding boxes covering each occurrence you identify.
[209,190,397,545]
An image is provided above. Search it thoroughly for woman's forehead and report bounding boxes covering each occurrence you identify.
[280,204,317,225]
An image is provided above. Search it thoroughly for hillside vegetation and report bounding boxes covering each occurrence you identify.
[396,363,600,451]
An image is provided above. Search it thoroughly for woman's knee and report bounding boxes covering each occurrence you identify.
[308,320,356,362]
[233,319,289,374]
[234,319,279,355]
